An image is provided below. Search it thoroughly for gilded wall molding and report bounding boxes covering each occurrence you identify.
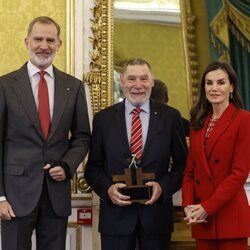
[180,0,199,106]
[68,222,82,250]
[85,0,114,115]
[66,0,76,75]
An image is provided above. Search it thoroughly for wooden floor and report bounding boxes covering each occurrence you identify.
[170,242,195,250]
[170,206,195,250]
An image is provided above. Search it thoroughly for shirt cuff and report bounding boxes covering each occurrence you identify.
[0,196,7,202]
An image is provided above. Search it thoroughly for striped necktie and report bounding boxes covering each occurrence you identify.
[130,107,142,161]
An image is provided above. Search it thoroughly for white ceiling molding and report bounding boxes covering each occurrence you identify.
[114,0,180,25]
[114,8,180,25]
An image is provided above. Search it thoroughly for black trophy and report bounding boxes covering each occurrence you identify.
[112,154,155,202]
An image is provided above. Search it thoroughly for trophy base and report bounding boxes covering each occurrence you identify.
[119,185,152,203]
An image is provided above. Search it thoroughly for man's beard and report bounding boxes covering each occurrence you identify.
[126,92,150,107]
[29,51,56,68]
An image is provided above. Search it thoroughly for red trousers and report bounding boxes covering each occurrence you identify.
[196,238,248,250]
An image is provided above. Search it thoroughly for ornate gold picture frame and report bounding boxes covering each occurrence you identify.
[85,0,198,113]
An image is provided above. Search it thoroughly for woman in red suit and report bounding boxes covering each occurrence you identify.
[182,61,250,250]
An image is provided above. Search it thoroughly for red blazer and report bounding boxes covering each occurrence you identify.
[182,104,250,239]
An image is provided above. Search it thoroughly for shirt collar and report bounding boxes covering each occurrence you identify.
[27,61,54,79]
[125,98,150,115]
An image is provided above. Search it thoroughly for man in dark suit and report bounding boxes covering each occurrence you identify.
[0,16,91,250]
[151,79,190,137]
[85,58,187,250]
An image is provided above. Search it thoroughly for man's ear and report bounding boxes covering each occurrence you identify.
[57,39,62,52]
[152,77,155,87]
[120,74,124,87]
[24,37,28,49]
[151,75,154,86]
[165,93,169,103]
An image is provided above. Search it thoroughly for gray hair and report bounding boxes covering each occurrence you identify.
[27,16,61,38]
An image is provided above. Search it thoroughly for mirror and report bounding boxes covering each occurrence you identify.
[86,0,199,115]
[113,0,186,116]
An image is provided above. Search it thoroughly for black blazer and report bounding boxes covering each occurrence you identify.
[85,99,187,235]
[0,63,91,217]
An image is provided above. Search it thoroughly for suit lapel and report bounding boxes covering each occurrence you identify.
[48,67,71,140]
[142,101,160,162]
[190,105,238,178]
[12,64,42,137]
[205,104,237,160]
[195,124,213,177]
[114,100,163,162]
[11,65,71,141]
[114,101,130,151]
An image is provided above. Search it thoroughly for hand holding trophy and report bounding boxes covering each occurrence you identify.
[112,154,155,203]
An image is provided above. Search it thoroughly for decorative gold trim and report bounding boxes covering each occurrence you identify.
[66,0,76,75]
[85,0,114,115]
[86,0,197,110]
[227,1,250,40]
[227,1,250,52]
[67,222,82,250]
[207,1,230,62]
[77,175,92,193]
[210,2,229,47]
[71,193,92,200]
[180,0,199,105]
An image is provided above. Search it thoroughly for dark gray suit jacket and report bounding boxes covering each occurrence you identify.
[85,99,187,235]
[0,63,91,217]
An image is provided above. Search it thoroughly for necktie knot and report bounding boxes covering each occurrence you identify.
[39,70,46,78]
[132,107,141,115]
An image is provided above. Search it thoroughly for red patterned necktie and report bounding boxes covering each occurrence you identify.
[38,71,51,139]
[130,107,142,161]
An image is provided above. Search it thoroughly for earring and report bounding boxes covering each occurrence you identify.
[230,92,233,99]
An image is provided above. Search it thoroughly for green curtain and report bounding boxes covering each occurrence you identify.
[228,0,250,109]
[205,0,226,61]
[229,0,249,15]
[205,0,250,110]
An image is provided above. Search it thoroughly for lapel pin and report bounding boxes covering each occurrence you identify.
[154,111,158,115]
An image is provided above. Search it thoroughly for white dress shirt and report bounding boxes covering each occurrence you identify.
[27,61,55,119]
[125,98,150,151]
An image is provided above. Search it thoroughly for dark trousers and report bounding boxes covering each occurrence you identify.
[1,179,68,250]
[101,218,171,250]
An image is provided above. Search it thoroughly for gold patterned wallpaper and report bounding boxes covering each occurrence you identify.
[0,0,66,76]
[114,21,189,118]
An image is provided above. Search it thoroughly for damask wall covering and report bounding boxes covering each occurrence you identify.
[0,0,66,76]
